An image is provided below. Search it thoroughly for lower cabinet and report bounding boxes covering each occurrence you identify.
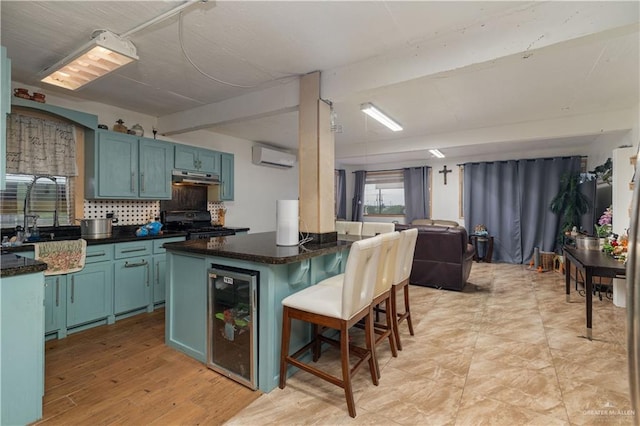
[153,254,167,304]
[66,262,114,328]
[44,275,66,336]
[152,236,185,304]
[114,256,152,314]
[114,240,153,315]
[39,237,184,338]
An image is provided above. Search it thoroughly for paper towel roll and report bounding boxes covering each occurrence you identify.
[276,200,299,246]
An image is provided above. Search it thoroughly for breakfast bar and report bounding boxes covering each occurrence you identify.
[163,232,357,392]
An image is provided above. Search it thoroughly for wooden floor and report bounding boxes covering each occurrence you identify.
[35,309,261,425]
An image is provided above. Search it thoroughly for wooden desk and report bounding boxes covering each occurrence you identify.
[563,246,626,340]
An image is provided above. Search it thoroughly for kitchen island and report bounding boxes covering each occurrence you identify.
[163,232,358,392]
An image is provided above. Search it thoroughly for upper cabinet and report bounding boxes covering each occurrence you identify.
[1,46,11,190]
[220,152,234,201]
[175,145,220,174]
[139,138,174,199]
[85,130,173,200]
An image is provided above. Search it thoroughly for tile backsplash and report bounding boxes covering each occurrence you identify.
[83,200,225,225]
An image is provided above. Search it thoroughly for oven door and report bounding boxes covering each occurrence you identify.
[188,229,236,240]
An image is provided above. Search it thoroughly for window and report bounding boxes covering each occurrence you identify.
[363,170,405,216]
[0,174,74,229]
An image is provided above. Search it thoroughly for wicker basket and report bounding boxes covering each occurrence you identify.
[540,251,555,272]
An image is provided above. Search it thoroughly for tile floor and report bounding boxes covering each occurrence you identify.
[227,262,634,425]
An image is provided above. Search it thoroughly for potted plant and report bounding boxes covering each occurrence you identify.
[550,171,592,243]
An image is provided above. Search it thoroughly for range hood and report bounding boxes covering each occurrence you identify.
[172,170,220,185]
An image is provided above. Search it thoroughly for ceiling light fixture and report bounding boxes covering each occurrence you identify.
[360,102,403,132]
[429,149,445,158]
[40,30,138,91]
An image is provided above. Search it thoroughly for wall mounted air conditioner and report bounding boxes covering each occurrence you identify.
[252,146,296,169]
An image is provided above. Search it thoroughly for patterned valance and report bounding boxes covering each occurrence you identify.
[6,113,78,176]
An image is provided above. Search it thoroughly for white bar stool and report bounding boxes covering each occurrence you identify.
[279,235,382,418]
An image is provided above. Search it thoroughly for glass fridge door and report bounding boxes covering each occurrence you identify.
[207,264,258,390]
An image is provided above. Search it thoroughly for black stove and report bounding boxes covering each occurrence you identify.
[161,211,235,240]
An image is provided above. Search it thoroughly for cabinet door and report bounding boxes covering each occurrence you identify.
[139,138,173,199]
[220,152,234,200]
[114,256,152,314]
[44,275,66,335]
[153,253,166,304]
[174,145,220,173]
[96,131,138,198]
[174,145,200,171]
[0,46,10,190]
[198,149,220,174]
[67,263,113,327]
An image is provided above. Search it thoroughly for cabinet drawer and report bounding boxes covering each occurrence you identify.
[115,241,152,259]
[153,237,186,254]
[85,244,114,264]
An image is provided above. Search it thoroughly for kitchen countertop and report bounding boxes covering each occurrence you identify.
[0,253,47,278]
[164,231,359,265]
[0,231,187,276]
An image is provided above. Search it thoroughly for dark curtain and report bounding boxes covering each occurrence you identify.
[464,160,520,263]
[403,166,430,224]
[518,157,581,263]
[335,169,347,219]
[351,170,367,221]
[464,156,581,264]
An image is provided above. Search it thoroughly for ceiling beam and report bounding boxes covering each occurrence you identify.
[158,78,300,136]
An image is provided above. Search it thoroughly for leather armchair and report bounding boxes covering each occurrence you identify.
[395,223,475,291]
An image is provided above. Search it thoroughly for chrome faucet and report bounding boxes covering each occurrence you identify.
[24,175,59,232]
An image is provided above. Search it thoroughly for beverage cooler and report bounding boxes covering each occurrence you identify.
[207,264,258,390]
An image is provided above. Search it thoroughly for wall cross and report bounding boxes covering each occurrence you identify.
[439,165,452,185]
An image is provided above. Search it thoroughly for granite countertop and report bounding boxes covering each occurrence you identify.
[164,231,359,265]
[0,253,47,278]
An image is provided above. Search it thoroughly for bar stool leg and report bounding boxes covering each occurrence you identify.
[403,283,414,336]
[340,323,356,418]
[279,306,292,389]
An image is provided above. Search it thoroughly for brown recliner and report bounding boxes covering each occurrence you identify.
[394,224,475,291]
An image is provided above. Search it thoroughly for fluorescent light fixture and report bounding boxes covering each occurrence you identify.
[40,30,138,91]
[429,149,445,158]
[360,102,403,132]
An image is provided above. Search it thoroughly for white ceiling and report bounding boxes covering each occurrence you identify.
[2,1,639,166]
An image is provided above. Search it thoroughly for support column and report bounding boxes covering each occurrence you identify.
[298,71,336,243]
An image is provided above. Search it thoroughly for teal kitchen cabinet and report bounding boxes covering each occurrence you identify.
[1,46,11,190]
[66,262,114,328]
[139,138,174,199]
[1,271,45,425]
[175,145,220,174]
[44,275,67,338]
[66,244,114,329]
[85,130,173,200]
[152,236,185,305]
[219,152,234,201]
[113,241,153,315]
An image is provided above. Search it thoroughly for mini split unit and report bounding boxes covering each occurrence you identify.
[252,146,296,169]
